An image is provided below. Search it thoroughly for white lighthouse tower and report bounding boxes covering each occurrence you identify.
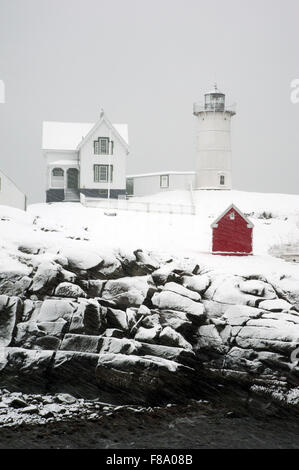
[193,85,236,190]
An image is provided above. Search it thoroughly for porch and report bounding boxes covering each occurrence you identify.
[47,161,80,202]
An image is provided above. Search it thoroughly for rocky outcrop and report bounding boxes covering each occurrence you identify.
[0,296,23,348]
[0,250,299,409]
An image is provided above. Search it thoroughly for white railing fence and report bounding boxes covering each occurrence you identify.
[80,193,195,215]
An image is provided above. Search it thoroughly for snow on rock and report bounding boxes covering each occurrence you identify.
[18,242,46,255]
[60,267,77,283]
[95,255,123,279]
[159,310,193,335]
[102,328,125,339]
[152,291,205,321]
[137,342,195,365]
[36,299,75,323]
[14,319,67,349]
[137,304,152,316]
[54,282,87,299]
[196,325,229,354]
[140,312,161,329]
[119,249,160,276]
[83,280,106,297]
[223,305,264,326]
[106,308,129,332]
[206,275,257,306]
[163,282,201,302]
[98,337,141,356]
[239,280,277,299]
[30,261,62,293]
[60,333,101,354]
[235,318,299,353]
[0,273,32,297]
[60,245,103,270]
[0,195,298,407]
[182,274,210,295]
[151,264,176,286]
[159,326,192,350]
[258,299,295,312]
[134,326,162,344]
[101,276,150,308]
[279,277,299,305]
[71,299,103,335]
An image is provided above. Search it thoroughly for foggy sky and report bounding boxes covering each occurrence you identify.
[0,0,298,203]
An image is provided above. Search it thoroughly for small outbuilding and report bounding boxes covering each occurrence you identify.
[211,204,254,256]
[0,169,27,211]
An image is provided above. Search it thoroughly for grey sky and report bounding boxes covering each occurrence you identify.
[0,0,298,203]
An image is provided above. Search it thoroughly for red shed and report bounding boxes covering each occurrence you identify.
[211,204,254,256]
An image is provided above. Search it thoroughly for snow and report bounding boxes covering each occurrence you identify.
[49,160,80,166]
[152,291,205,317]
[163,282,201,302]
[0,188,298,287]
[42,121,129,151]
[42,122,94,151]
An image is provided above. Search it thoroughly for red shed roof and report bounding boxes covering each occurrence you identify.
[211,204,254,229]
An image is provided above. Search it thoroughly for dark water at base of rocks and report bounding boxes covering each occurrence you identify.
[1,402,299,449]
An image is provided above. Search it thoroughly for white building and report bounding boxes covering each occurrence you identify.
[0,169,27,210]
[127,86,235,198]
[42,110,129,202]
[126,171,196,197]
[0,88,27,210]
[193,85,236,190]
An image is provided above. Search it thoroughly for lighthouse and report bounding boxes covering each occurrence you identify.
[193,85,236,190]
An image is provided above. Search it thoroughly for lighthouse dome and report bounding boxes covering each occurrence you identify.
[204,84,225,111]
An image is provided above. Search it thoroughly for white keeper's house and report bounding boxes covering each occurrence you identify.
[42,85,235,203]
[42,110,129,202]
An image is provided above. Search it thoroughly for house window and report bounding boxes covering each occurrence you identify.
[229,212,235,220]
[160,175,169,188]
[52,168,64,177]
[94,137,112,155]
[94,164,113,182]
[220,175,225,186]
[51,168,64,188]
[126,178,134,196]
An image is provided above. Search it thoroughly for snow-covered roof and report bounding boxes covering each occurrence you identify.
[49,160,79,166]
[127,171,196,179]
[211,204,254,229]
[43,121,129,151]
[113,124,129,146]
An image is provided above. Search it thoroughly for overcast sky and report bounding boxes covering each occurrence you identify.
[0,0,298,203]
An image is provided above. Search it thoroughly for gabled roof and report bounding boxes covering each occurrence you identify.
[0,168,26,196]
[76,111,129,152]
[42,112,129,151]
[211,204,254,229]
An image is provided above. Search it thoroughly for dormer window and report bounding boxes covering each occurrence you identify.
[94,137,113,155]
[220,174,225,186]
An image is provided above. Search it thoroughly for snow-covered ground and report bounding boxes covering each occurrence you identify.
[0,189,298,281]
